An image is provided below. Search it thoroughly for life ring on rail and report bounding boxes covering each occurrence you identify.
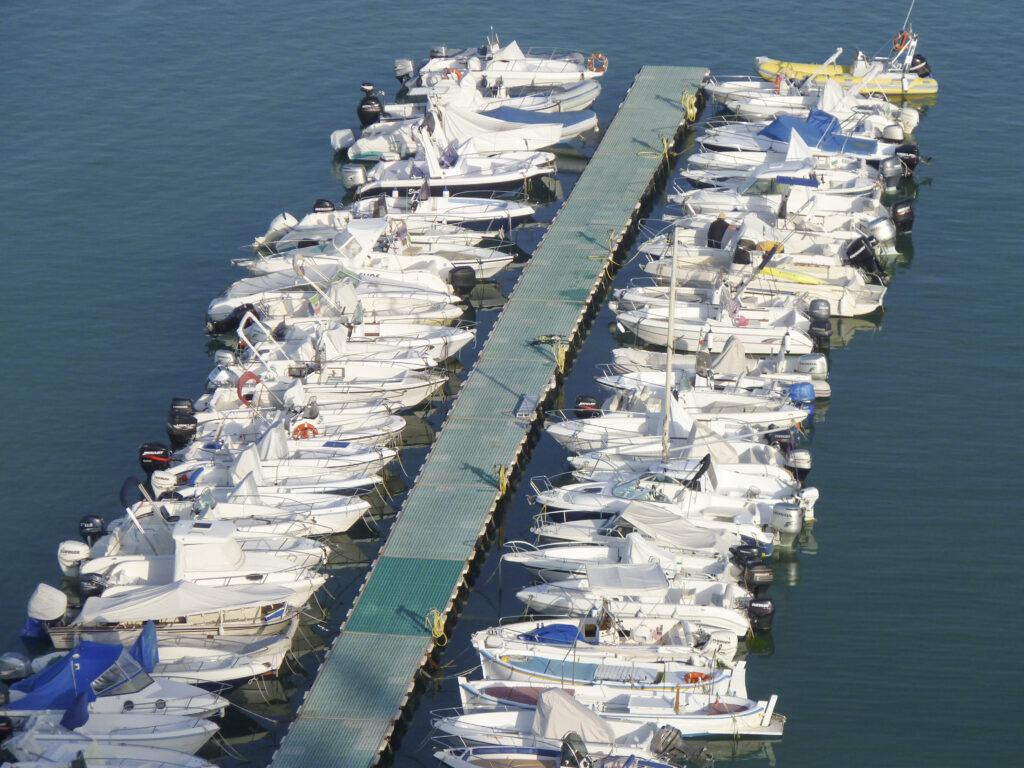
[442,68,463,82]
[893,31,911,51]
[586,53,608,73]
[684,672,712,684]
[236,371,261,406]
[292,422,319,439]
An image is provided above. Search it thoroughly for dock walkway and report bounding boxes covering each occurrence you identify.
[270,65,707,768]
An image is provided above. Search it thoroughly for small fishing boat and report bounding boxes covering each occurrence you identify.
[0,741,216,768]
[2,711,220,755]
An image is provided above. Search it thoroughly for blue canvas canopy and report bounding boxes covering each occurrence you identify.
[758,109,879,156]
[517,623,596,646]
[9,622,158,711]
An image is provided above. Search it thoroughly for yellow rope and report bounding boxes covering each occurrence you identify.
[498,464,509,495]
[681,90,698,123]
[637,135,676,163]
[555,343,567,373]
[425,609,447,646]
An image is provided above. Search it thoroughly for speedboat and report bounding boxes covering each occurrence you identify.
[0,741,216,768]
[2,711,220,755]
[754,27,936,96]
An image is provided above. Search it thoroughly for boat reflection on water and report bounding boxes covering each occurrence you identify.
[690,736,778,763]
[325,532,374,569]
[829,312,883,349]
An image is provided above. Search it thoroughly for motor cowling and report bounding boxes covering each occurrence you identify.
[786,448,812,485]
[894,143,920,175]
[357,83,383,128]
[206,302,256,336]
[747,597,776,632]
[878,156,903,193]
[796,353,829,382]
[771,502,804,537]
[78,515,106,546]
[574,395,601,419]
[57,540,92,577]
[167,410,198,450]
[448,265,477,296]
[844,236,884,280]
[313,198,335,213]
[909,54,931,78]
[741,561,775,595]
[139,442,173,476]
[890,198,914,235]
[880,124,905,144]
[394,58,414,84]
[79,572,107,599]
[341,163,368,190]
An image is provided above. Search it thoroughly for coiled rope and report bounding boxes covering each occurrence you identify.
[425,608,448,646]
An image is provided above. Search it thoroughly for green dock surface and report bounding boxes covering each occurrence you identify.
[270,65,706,768]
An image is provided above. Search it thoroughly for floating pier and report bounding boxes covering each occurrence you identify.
[269,65,707,768]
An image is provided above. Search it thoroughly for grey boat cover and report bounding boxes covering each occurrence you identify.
[533,688,615,743]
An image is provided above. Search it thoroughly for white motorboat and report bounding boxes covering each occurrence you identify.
[3,712,220,756]
[26,580,299,650]
[149,631,295,688]
[433,741,689,768]
[0,741,215,768]
[677,157,880,200]
[457,678,783,739]
[515,563,771,637]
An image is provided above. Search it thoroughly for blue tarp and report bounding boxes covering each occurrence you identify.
[10,622,158,711]
[775,175,819,187]
[758,109,879,157]
[517,623,596,646]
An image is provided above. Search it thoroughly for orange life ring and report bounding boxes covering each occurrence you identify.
[684,672,712,684]
[586,53,608,73]
[292,422,319,439]
[893,31,911,51]
[774,74,782,94]
[442,68,463,82]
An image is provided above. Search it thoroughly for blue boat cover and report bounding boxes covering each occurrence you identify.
[517,623,596,645]
[10,622,158,711]
[758,109,879,156]
[775,176,819,187]
[60,691,90,729]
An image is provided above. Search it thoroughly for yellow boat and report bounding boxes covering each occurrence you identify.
[756,29,937,97]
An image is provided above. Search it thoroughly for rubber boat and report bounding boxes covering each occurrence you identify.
[755,27,936,97]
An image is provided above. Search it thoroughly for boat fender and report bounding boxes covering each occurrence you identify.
[893,30,911,51]
[586,53,608,73]
[292,422,319,439]
[78,515,106,546]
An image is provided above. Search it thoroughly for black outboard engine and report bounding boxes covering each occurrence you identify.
[732,240,753,265]
[731,548,774,595]
[357,83,383,128]
[909,54,931,78]
[766,425,797,452]
[79,572,107,599]
[138,442,173,476]
[807,299,832,352]
[844,236,885,282]
[312,199,335,213]
[747,597,776,633]
[574,395,601,419]
[167,398,198,449]
[448,265,477,296]
[206,302,256,336]
[894,143,920,176]
[890,198,915,235]
[78,515,106,546]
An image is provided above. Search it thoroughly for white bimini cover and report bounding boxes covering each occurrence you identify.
[533,688,615,743]
[620,504,721,551]
[583,562,669,596]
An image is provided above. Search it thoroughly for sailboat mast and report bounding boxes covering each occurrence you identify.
[661,226,680,461]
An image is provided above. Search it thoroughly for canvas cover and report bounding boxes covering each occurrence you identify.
[710,336,750,377]
[533,688,615,743]
[72,582,294,626]
[516,623,593,646]
[620,504,721,551]
[584,562,668,596]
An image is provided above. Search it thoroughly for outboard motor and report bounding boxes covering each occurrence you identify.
[747,597,776,633]
[207,302,256,336]
[806,299,831,353]
[878,156,903,193]
[788,382,816,421]
[740,560,775,596]
[138,442,173,476]
[57,540,92,577]
[394,58,414,84]
[770,502,804,542]
[167,404,198,450]
[356,83,383,128]
[340,163,368,190]
[880,124,905,144]
[731,240,753,265]
[795,354,829,390]
[574,395,601,419]
[867,216,897,255]
[79,572,107,599]
[844,236,885,281]
[313,198,335,213]
[894,143,920,175]
[651,725,714,768]
[429,44,450,59]
[890,198,915,235]
[766,425,798,452]
[909,54,931,78]
[78,515,106,546]
[448,265,477,296]
[786,448,812,485]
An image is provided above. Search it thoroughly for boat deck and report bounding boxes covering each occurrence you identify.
[269,65,707,768]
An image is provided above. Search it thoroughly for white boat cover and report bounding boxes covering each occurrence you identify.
[532,688,615,743]
[438,104,562,153]
[620,504,721,551]
[623,532,687,567]
[710,336,749,377]
[72,582,295,626]
[583,562,668,596]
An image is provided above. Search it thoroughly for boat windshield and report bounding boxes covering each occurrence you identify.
[560,732,591,768]
[91,651,154,697]
[611,474,675,502]
[741,177,793,196]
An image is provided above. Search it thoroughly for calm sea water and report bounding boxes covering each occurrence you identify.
[2,1,1021,766]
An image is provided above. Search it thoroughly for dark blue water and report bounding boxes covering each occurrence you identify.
[2,2,1021,766]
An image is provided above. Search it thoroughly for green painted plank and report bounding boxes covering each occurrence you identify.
[383,484,497,560]
[344,556,465,636]
[272,717,393,768]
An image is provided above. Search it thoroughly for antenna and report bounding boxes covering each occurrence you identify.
[902,0,916,31]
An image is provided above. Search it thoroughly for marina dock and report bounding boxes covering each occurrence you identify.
[269,65,707,768]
